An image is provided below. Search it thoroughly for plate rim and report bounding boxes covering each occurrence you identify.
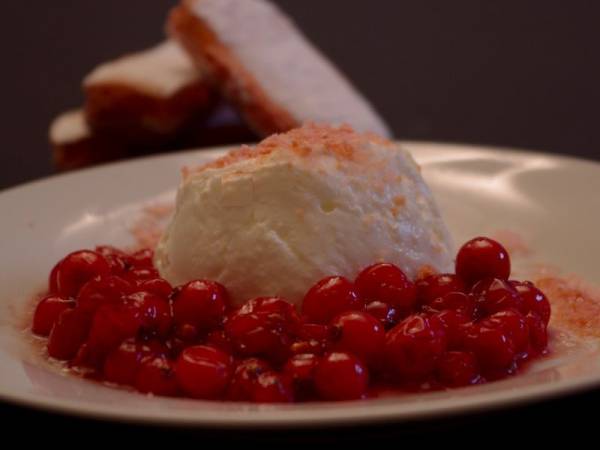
[1,140,600,428]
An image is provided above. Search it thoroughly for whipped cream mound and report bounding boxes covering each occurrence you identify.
[155,124,453,306]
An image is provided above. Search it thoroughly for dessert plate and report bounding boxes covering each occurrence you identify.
[1,142,599,427]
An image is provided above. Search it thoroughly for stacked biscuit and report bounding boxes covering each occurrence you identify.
[51,0,390,170]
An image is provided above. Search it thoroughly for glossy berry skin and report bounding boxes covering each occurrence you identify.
[284,353,319,384]
[384,314,447,379]
[365,301,400,329]
[225,297,298,362]
[302,276,362,324]
[175,345,233,399]
[95,245,130,275]
[48,262,60,294]
[472,278,523,317]
[283,353,319,399]
[456,237,511,285]
[291,323,331,355]
[135,355,179,396]
[47,308,92,360]
[417,274,466,306]
[172,280,229,338]
[314,352,368,401]
[355,263,417,310]
[436,351,480,387]
[205,330,234,354]
[512,281,551,325]
[225,313,290,362]
[227,358,271,401]
[422,292,476,318]
[77,275,132,314]
[124,291,172,338]
[431,310,470,350]
[526,312,548,354]
[125,268,160,283]
[137,278,172,299]
[32,295,75,336]
[484,309,529,353]
[87,301,143,356]
[103,338,149,385]
[330,311,385,366]
[463,321,516,371]
[296,323,331,341]
[56,250,111,298]
[129,248,154,269]
[252,371,294,403]
[86,292,170,355]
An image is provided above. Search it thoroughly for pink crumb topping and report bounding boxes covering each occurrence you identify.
[183,123,394,178]
[535,272,600,338]
[129,201,174,250]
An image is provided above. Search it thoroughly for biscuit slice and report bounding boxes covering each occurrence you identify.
[168,0,391,137]
[49,110,128,170]
[50,106,258,170]
[84,41,217,144]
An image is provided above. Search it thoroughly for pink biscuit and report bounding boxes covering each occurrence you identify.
[168,0,391,138]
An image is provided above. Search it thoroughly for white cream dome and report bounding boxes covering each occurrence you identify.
[155,124,453,306]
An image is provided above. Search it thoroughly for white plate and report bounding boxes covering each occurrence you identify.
[1,142,599,428]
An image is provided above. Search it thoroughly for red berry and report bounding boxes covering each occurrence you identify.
[125,268,160,282]
[227,358,271,401]
[56,250,111,298]
[422,292,476,317]
[251,372,294,403]
[283,353,319,399]
[384,314,447,379]
[175,345,232,399]
[330,311,385,366]
[456,237,511,285]
[296,323,331,341]
[512,281,551,326]
[135,355,179,396]
[86,293,167,356]
[32,295,74,336]
[125,291,172,337]
[172,280,229,337]
[291,323,330,355]
[436,351,480,387]
[77,275,132,314]
[205,330,234,354]
[472,278,523,317]
[136,278,172,299]
[225,313,290,362]
[314,352,369,401]
[355,263,417,310]
[526,312,548,353]
[365,301,400,329]
[48,262,60,293]
[95,245,130,275]
[484,309,529,353]
[103,338,149,385]
[47,308,92,360]
[302,276,362,324]
[225,297,298,362]
[284,353,319,383]
[431,309,470,349]
[417,274,466,305]
[129,248,154,268]
[239,296,299,322]
[463,321,516,370]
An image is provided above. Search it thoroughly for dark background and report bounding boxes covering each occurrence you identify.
[2,0,599,190]
[1,0,600,440]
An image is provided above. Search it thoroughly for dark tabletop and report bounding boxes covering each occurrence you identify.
[1,0,599,440]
